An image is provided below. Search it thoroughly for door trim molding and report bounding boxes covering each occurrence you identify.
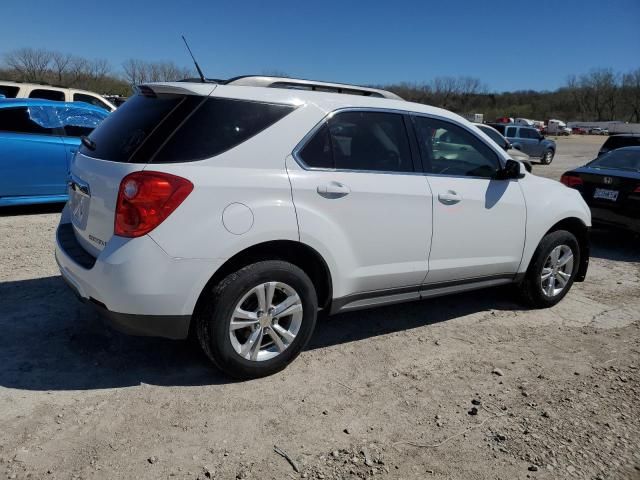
[330,273,518,314]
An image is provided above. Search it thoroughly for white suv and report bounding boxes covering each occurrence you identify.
[55,76,591,378]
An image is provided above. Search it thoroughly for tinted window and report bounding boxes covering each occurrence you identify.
[0,107,56,135]
[80,93,184,161]
[506,126,517,138]
[153,98,295,163]
[73,93,111,111]
[299,124,333,168]
[478,125,506,147]
[0,85,19,98]
[414,116,500,178]
[29,89,65,101]
[326,111,413,173]
[588,149,640,171]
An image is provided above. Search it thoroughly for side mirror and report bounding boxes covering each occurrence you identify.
[497,159,522,180]
[505,142,512,151]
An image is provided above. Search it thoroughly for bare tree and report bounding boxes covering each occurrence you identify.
[50,51,73,83]
[622,69,640,122]
[4,48,51,82]
[122,59,192,85]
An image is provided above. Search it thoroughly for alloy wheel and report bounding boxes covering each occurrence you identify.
[228,282,303,362]
[540,245,574,297]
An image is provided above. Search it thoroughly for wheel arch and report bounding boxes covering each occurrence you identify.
[192,240,333,328]
[544,217,590,282]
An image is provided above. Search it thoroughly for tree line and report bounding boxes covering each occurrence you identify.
[1,48,639,122]
[0,47,193,97]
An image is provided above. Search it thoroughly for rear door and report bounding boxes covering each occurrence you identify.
[0,106,67,198]
[412,115,526,285]
[287,109,433,295]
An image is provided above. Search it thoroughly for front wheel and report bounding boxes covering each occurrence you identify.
[518,230,580,308]
[196,261,318,379]
[541,149,554,164]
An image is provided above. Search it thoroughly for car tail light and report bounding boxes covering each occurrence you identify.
[560,173,583,188]
[634,185,640,193]
[115,171,193,238]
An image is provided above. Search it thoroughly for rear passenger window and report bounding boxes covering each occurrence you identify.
[0,107,56,135]
[297,111,413,173]
[0,85,19,98]
[153,98,295,163]
[29,89,65,101]
[73,93,111,112]
[413,116,500,178]
[298,124,333,168]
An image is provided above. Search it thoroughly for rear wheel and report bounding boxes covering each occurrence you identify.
[541,149,554,164]
[196,260,318,379]
[518,230,580,308]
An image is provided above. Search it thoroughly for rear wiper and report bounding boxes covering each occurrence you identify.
[81,136,96,151]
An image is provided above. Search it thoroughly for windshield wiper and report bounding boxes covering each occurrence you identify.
[81,136,96,151]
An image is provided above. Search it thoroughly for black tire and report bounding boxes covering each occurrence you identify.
[196,260,317,379]
[518,230,580,308]
[541,149,554,165]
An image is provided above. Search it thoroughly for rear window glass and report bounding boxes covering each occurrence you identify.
[73,93,112,112]
[29,89,65,101]
[81,94,295,163]
[152,98,295,163]
[0,85,19,98]
[80,93,184,161]
[588,149,640,171]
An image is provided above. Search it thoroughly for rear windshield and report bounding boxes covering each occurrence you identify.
[603,135,640,150]
[588,149,640,172]
[81,93,296,163]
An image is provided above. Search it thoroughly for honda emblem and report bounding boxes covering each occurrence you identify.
[603,177,613,185]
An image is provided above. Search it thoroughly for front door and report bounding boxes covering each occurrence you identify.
[412,115,526,285]
[287,109,433,298]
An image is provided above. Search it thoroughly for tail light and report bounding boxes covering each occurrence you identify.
[634,185,640,193]
[560,173,583,188]
[115,171,193,238]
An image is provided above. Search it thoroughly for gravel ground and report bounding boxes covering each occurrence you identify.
[1,135,639,480]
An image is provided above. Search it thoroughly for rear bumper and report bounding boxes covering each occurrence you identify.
[55,206,222,339]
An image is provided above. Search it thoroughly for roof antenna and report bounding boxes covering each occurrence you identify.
[181,35,206,83]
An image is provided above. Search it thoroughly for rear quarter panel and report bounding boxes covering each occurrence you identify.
[146,103,326,261]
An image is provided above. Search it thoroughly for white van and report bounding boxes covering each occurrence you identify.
[0,81,116,111]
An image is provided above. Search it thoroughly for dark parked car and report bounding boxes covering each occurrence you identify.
[489,123,556,164]
[561,146,640,234]
[598,134,640,157]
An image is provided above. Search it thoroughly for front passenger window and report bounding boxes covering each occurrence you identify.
[413,116,500,178]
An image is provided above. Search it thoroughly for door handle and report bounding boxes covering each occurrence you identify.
[438,190,461,205]
[317,181,350,199]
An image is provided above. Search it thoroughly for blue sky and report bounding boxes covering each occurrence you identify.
[1,0,639,92]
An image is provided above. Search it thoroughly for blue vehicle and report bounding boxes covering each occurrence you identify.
[0,99,108,206]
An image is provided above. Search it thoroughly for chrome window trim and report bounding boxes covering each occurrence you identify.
[291,107,507,178]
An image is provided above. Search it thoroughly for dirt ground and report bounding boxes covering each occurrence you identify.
[1,135,638,480]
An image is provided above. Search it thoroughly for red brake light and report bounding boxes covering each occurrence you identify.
[634,186,640,193]
[560,173,583,188]
[115,171,193,238]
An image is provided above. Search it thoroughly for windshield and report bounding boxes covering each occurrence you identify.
[588,149,640,172]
